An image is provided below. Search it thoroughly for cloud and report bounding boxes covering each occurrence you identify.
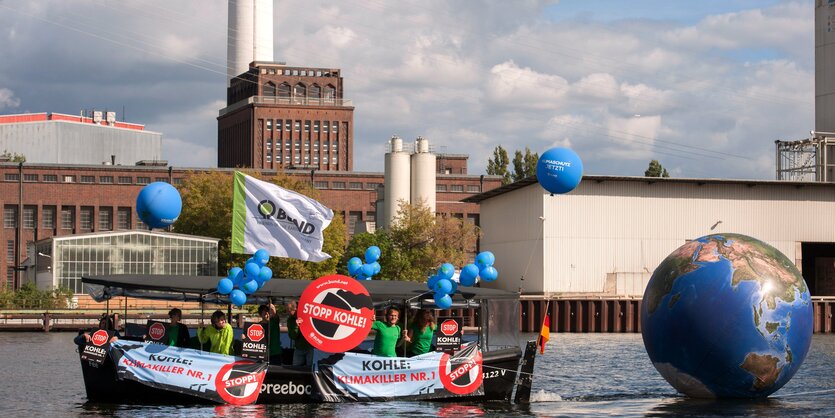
[0,88,20,110]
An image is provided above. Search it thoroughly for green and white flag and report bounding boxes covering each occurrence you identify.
[231,171,333,261]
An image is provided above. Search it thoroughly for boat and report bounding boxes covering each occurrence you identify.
[78,274,537,404]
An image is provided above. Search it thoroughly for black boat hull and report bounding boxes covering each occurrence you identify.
[80,346,523,404]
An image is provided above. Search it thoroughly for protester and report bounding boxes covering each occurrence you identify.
[258,302,282,364]
[198,310,234,355]
[405,309,436,356]
[371,307,405,357]
[286,300,313,366]
[74,313,119,346]
[167,308,191,348]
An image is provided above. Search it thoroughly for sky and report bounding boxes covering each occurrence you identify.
[0,0,816,179]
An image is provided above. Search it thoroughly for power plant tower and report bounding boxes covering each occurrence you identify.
[227,0,274,86]
[817,1,835,133]
[383,136,411,229]
[410,136,436,215]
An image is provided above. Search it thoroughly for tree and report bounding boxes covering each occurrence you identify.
[644,160,670,178]
[341,201,479,282]
[0,149,26,162]
[512,147,539,182]
[174,170,346,279]
[486,145,512,185]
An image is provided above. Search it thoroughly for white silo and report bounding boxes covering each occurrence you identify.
[410,136,436,214]
[227,0,275,86]
[383,136,411,229]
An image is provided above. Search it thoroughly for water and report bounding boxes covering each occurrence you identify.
[1,332,833,417]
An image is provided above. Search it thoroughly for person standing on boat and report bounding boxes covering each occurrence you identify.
[371,307,405,357]
[74,314,119,346]
[198,310,234,355]
[286,300,313,367]
[258,303,282,364]
[167,308,191,348]
[404,309,436,356]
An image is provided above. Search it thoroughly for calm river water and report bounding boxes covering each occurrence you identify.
[0,332,833,417]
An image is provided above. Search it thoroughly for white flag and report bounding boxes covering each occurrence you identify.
[231,171,333,261]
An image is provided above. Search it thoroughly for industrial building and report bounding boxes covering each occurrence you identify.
[467,176,835,333]
[0,112,162,165]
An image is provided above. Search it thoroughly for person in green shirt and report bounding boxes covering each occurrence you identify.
[167,308,191,349]
[405,309,436,356]
[258,303,282,364]
[286,300,313,367]
[198,310,234,355]
[371,307,405,357]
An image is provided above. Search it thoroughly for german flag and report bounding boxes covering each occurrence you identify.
[537,312,550,354]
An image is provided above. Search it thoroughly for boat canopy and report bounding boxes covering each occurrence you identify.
[81,274,519,306]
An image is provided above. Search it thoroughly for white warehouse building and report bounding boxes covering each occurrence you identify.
[466,175,835,298]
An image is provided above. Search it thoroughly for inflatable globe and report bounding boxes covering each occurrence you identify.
[641,233,812,398]
[136,182,182,229]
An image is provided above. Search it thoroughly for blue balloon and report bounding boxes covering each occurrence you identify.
[361,263,376,278]
[475,251,495,269]
[536,147,583,195]
[258,266,272,282]
[427,275,441,290]
[229,289,247,306]
[227,267,243,286]
[371,261,381,275]
[365,246,381,264]
[434,293,453,309]
[136,182,182,229]
[434,278,453,295]
[437,263,455,280]
[217,278,234,295]
[480,266,498,282]
[356,271,369,280]
[459,263,479,286]
[254,249,270,266]
[347,257,363,276]
[241,279,259,294]
[244,261,261,280]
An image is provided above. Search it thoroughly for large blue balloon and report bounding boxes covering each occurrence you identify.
[361,263,376,278]
[244,261,261,280]
[241,279,259,294]
[347,257,363,276]
[475,252,495,269]
[459,263,479,286]
[136,182,182,229]
[427,275,441,290]
[370,261,381,275]
[229,289,246,306]
[536,147,583,195]
[253,249,270,266]
[434,278,453,295]
[480,266,499,282]
[365,246,381,264]
[217,278,234,295]
[434,293,453,309]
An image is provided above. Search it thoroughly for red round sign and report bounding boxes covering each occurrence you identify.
[297,274,374,353]
[91,329,109,346]
[441,319,458,336]
[148,322,166,341]
[247,324,265,342]
[438,350,483,395]
[214,361,266,405]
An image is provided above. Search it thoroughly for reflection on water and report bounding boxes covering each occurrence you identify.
[1,332,833,417]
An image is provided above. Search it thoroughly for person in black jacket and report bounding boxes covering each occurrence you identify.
[167,308,191,348]
[74,314,120,346]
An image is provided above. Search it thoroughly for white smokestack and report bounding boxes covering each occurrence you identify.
[410,136,436,215]
[383,136,410,229]
[227,0,274,86]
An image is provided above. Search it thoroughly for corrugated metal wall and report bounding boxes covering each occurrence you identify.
[0,121,161,165]
[480,178,835,296]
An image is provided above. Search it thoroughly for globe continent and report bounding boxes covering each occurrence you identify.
[641,233,812,398]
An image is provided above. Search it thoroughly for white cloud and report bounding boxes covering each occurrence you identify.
[0,88,20,110]
[486,60,569,109]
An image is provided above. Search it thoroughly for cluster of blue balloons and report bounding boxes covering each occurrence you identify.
[536,147,583,196]
[216,249,273,306]
[347,246,381,280]
[427,251,499,309]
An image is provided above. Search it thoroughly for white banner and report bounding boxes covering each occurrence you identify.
[231,171,333,261]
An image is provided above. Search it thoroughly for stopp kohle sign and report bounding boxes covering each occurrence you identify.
[433,317,462,351]
[297,274,375,353]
